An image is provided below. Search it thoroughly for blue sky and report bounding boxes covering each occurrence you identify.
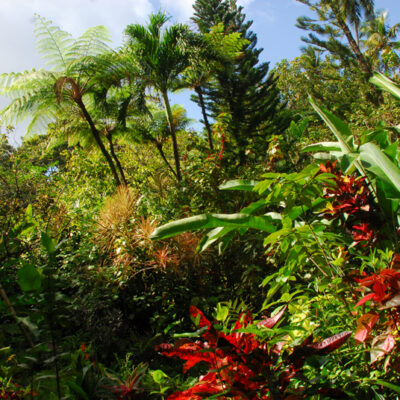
[1,0,400,144]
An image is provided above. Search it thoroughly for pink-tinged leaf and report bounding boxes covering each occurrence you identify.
[272,339,287,355]
[258,305,287,329]
[383,294,400,309]
[308,331,352,354]
[370,334,396,363]
[355,292,375,307]
[190,306,211,329]
[354,313,379,343]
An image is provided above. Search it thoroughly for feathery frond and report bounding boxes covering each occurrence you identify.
[34,14,75,71]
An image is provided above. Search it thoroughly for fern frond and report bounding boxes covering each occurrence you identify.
[70,25,112,59]
[34,14,75,70]
[25,110,57,137]
[0,69,56,99]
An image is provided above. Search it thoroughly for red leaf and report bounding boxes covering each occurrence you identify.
[258,305,287,329]
[355,293,375,307]
[308,331,352,354]
[354,313,379,343]
[156,340,215,372]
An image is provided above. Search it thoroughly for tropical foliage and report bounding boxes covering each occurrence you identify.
[2,1,400,399]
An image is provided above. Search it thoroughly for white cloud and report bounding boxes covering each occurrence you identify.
[0,0,154,71]
[159,0,195,22]
[237,0,255,6]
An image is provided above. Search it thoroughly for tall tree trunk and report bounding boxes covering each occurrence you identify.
[161,90,182,181]
[106,131,128,186]
[75,98,122,186]
[155,141,178,179]
[195,86,213,150]
[338,19,372,78]
[338,19,383,105]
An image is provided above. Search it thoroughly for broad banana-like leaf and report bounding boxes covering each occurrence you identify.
[359,142,400,196]
[309,97,366,177]
[197,227,235,252]
[150,213,276,240]
[219,179,258,191]
[309,97,353,149]
[370,72,400,100]
[302,141,342,153]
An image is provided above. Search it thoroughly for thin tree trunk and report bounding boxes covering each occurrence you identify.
[195,86,213,150]
[339,19,372,78]
[75,98,121,186]
[161,91,182,181]
[0,283,34,347]
[355,20,360,47]
[155,141,178,179]
[106,131,128,186]
[338,19,383,105]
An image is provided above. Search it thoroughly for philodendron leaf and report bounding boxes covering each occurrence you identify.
[359,142,400,196]
[370,72,400,100]
[17,264,41,292]
[150,213,276,240]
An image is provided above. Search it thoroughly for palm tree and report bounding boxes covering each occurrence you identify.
[123,104,190,180]
[320,0,375,77]
[0,15,128,186]
[125,12,193,181]
[361,10,400,72]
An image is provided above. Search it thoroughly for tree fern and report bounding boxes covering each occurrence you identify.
[69,25,112,59]
[33,14,75,71]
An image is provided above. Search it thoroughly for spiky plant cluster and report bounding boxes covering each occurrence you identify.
[95,187,200,280]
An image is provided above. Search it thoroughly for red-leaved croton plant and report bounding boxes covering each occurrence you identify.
[156,306,351,399]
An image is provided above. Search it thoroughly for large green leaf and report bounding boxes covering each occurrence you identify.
[219,179,258,191]
[302,141,342,153]
[359,142,400,197]
[17,264,41,292]
[370,72,400,101]
[150,213,276,240]
[41,231,56,255]
[197,227,235,252]
[309,97,367,177]
[309,97,353,149]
